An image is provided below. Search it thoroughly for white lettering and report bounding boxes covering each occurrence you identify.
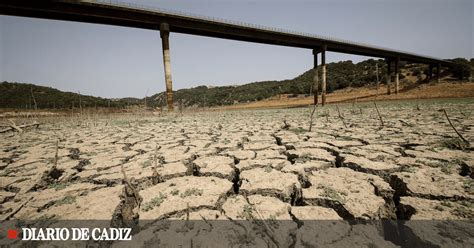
[59,228,69,240]
[91,228,101,240]
[122,228,132,240]
[100,228,110,240]
[72,228,81,241]
[35,228,44,241]
[82,228,89,240]
[20,227,132,241]
[21,228,33,240]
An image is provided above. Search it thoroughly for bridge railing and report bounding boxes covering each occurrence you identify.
[80,0,442,61]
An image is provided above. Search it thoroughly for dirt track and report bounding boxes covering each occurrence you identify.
[0,98,473,246]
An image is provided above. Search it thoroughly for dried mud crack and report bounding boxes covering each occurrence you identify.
[1,99,473,247]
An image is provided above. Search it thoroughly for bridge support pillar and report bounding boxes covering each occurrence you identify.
[436,63,441,83]
[395,58,400,94]
[312,49,319,105]
[160,23,174,111]
[386,59,392,95]
[321,45,327,106]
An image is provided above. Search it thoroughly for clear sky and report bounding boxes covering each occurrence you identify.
[0,0,472,98]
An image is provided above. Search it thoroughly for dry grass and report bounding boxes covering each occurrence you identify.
[215,81,474,110]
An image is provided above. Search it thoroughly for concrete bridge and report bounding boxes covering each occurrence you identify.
[0,0,452,110]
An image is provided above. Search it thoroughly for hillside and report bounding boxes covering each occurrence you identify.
[148,59,390,108]
[148,58,473,108]
[1,58,471,110]
[0,82,129,109]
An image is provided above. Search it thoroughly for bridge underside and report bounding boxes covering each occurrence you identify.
[0,0,450,109]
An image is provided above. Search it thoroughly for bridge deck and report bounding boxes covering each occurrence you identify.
[0,0,451,66]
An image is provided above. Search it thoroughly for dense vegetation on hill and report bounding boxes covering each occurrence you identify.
[1,58,472,109]
[147,58,472,107]
[0,82,128,109]
[146,59,390,107]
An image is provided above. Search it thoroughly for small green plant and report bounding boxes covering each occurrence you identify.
[440,137,470,151]
[367,242,378,248]
[434,205,444,211]
[320,185,346,203]
[141,160,152,168]
[170,189,180,196]
[48,181,71,191]
[264,164,272,173]
[462,179,473,194]
[142,193,167,212]
[451,201,473,218]
[55,195,76,206]
[296,153,312,163]
[440,201,453,208]
[240,204,254,220]
[289,127,307,134]
[180,188,203,198]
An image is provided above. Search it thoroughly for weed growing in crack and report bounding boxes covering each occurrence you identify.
[48,181,71,191]
[367,243,378,248]
[142,193,167,212]
[295,153,312,163]
[141,160,152,168]
[180,188,203,198]
[440,166,452,175]
[55,195,76,206]
[264,164,273,173]
[451,201,473,218]
[318,184,346,203]
[440,137,470,151]
[170,189,180,196]
[0,168,13,177]
[289,127,307,134]
[240,204,254,220]
[440,201,453,208]
[222,138,231,145]
[401,165,418,173]
[462,179,473,194]
[434,205,444,211]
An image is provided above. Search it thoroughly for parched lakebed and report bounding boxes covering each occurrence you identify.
[1,98,473,247]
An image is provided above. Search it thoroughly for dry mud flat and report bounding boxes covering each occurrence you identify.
[0,98,473,247]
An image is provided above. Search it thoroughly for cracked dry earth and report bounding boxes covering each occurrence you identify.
[0,99,473,247]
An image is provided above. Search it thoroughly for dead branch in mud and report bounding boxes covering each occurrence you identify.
[2,196,34,221]
[54,139,59,167]
[0,121,40,134]
[442,109,469,145]
[113,164,142,233]
[31,87,37,112]
[374,102,384,127]
[308,104,317,132]
[144,88,149,110]
[241,191,277,246]
[78,91,83,116]
[7,119,23,133]
[151,146,163,185]
[336,105,347,128]
[399,120,413,127]
[121,165,141,207]
[375,63,380,100]
[27,140,62,192]
[282,120,290,130]
[153,144,159,167]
